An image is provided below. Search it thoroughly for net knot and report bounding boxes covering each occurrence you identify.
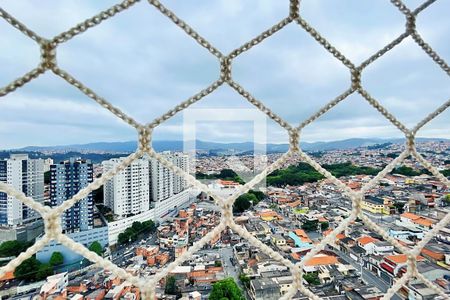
[351,68,362,89]
[44,211,62,239]
[138,126,152,152]
[406,14,416,34]
[221,202,233,225]
[289,128,300,152]
[220,57,232,82]
[40,40,57,69]
[406,131,415,152]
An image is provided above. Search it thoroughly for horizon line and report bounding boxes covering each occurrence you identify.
[4,136,450,151]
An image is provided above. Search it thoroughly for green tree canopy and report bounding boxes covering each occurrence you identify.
[394,202,406,213]
[267,162,382,187]
[117,219,156,245]
[49,252,64,266]
[36,263,53,281]
[165,275,179,296]
[392,166,420,176]
[248,190,265,202]
[131,221,143,233]
[233,193,256,213]
[0,240,32,257]
[302,220,319,232]
[209,278,245,300]
[303,272,320,285]
[239,273,250,289]
[324,162,380,177]
[88,241,103,256]
[142,220,156,233]
[118,232,129,245]
[196,169,244,184]
[443,194,450,205]
[14,257,40,281]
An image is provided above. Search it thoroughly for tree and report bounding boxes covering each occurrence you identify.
[88,241,103,256]
[36,263,53,281]
[303,272,320,285]
[233,194,254,213]
[49,252,64,266]
[209,278,245,300]
[269,203,278,210]
[0,240,31,257]
[239,273,250,289]
[394,202,405,213]
[443,194,450,206]
[124,227,138,242]
[214,260,222,267]
[117,219,156,245]
[387,152,400,159]
[249,190,265,202]
[267,162,382,187]
[14,257,40,281]
[142,220,156,233]
[131,221,143,233]
[320,222,329,231]
[118,232,128,245]
[196,169,244,184]
[392,166,420,176]
[165,276,178,296]
[324,162,380,177]
[219,169,239,179]
[302,220,318,232]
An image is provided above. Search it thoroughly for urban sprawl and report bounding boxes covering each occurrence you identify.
[0,140,449,300]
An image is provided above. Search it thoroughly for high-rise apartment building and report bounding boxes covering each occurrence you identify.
[149,152,189,202]
[103,158,150,217]
[172,153,189,194]
[50,158,93,233]
[0,154,44,225]
[103,152,189,218]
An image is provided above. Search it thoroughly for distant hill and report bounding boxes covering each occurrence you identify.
[12,137,449,154]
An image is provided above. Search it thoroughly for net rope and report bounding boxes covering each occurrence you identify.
[0,0,449,299]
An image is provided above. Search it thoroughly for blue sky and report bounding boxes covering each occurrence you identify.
[0,0,449,148]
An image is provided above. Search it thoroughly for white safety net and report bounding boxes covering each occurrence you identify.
[0,0,449,299]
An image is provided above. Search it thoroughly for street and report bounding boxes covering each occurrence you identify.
[218,246,239,279]
[335,249,402,300]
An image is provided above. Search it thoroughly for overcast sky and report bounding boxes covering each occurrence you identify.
[0,0,449,148]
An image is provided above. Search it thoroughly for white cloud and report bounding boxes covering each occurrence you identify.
[0,0,448,147]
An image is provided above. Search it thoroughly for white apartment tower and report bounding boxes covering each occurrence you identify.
[149,152,189,202]
[103,158,150,217]
[103,153,189,218]
[172,153,188,194]
[0,154,44,225]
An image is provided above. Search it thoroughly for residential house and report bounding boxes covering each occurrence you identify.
[361,196,394,215]
[249,278,280,300]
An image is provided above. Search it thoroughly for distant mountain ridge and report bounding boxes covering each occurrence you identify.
[13,137,449,153]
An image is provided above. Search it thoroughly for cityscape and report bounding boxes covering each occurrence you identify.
[0,0,449,300]
[0,138,448,300]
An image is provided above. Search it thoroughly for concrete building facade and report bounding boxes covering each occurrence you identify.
[0,154,44,226]
[50,158,94,233]
[103,158,150,217]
